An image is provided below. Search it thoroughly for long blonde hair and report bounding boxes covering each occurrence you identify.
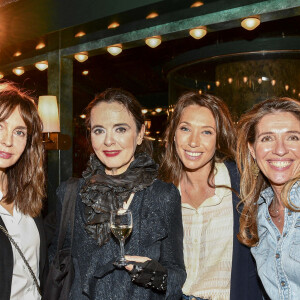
[237,97,300,247]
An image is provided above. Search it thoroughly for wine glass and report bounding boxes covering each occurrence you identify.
[110,209,133,267]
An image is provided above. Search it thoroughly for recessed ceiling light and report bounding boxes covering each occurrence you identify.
[36,42,46,50]
[241,17,260,31]
[13,51,22,57]
[190,1,204,8]
[108,22,120,29]
[146,12,159,19]
[75,31,86,38]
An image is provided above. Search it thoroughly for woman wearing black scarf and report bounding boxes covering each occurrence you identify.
[49,88,186,299]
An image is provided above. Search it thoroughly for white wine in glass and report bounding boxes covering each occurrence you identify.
[110,209,133,267]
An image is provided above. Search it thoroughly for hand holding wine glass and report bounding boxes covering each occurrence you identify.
[110,209,133,267]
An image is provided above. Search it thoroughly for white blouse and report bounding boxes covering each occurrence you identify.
[0,192,41,300]
[181,162,233,300]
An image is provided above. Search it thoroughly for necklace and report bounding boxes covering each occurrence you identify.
[269,199,285,223]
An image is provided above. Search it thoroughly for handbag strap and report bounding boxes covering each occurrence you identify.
[57,177,79,251]
[0,224,41,296]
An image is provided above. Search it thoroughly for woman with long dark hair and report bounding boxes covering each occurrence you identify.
[160,92,263,300]
[0,82,47,300]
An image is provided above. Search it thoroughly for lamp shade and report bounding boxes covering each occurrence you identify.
[38,95,60,133]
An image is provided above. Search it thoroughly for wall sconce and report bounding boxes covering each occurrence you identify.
[107,44,122,56]
[189,27,207,39]
[35,61,48,71]
[74,52,88,62]
[241,17,260,31]
[12,67,25,76]
[38,95,71,150]
[145,36,161,48]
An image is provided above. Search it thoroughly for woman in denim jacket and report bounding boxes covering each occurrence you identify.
[237,97,300,300]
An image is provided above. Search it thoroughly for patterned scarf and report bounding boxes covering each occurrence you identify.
[80,152,158,246]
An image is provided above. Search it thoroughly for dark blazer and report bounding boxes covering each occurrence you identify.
[49,178,186,300]
[225,161,264,300]
[0,215,48,300]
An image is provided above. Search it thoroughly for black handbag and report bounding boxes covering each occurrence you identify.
[43,178,79,300]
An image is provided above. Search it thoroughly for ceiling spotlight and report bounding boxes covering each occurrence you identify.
[12,67,25,76]
[146,12,159,19]
[155,107,162,113]
[36,42,46,50]
[75,31,86,38]
[13,51,22,57]
[74,52,88,62]
[82,70,89,75]
[241,17,260,31]
[190,1,204,8]
[189,27,207,39]
[145,36,161,48]
[35,61,48,71]
[243,76,248,83]
[107,44,122,56]
[0,72,4,79]
[108,22,120,29]
[215,80,220,87]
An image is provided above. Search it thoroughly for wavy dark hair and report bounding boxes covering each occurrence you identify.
[0,82,45,217]
[84,88,152,156]
[237,97,300,247]
[159,92,236,186]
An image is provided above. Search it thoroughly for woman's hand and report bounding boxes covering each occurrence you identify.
[124,255,150,271]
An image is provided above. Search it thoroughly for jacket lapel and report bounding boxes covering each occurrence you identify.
[0,216,14,300]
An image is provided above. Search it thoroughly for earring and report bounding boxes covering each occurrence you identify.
[251,160,260,178]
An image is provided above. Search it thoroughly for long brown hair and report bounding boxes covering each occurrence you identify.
[85,88,152,156]
[159,92,236,186]
[0,82,45,217]
[237,97,300,247]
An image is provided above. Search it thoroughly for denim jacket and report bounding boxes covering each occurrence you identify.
[251,181,300,300]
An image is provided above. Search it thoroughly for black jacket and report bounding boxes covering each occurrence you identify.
[225,161,264,300]
[49,178,186,300]
[0,215,48,300]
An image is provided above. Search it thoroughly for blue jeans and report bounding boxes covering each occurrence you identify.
[182,294,208,300]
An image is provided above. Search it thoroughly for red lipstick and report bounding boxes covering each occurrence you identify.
[0,151,12,159]
[103,150,121,157]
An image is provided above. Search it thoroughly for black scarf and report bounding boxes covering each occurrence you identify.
[80,152,158,246]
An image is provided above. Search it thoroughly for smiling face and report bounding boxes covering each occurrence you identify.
[174,104,217,173]
[90,101,144,175]
[248,111,300,194]
[0,107,28,176]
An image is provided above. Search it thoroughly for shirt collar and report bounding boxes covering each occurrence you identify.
[180,162,232,209]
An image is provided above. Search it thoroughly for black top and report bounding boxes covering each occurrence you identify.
[225,161,265,300]
[49,179,186,300]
